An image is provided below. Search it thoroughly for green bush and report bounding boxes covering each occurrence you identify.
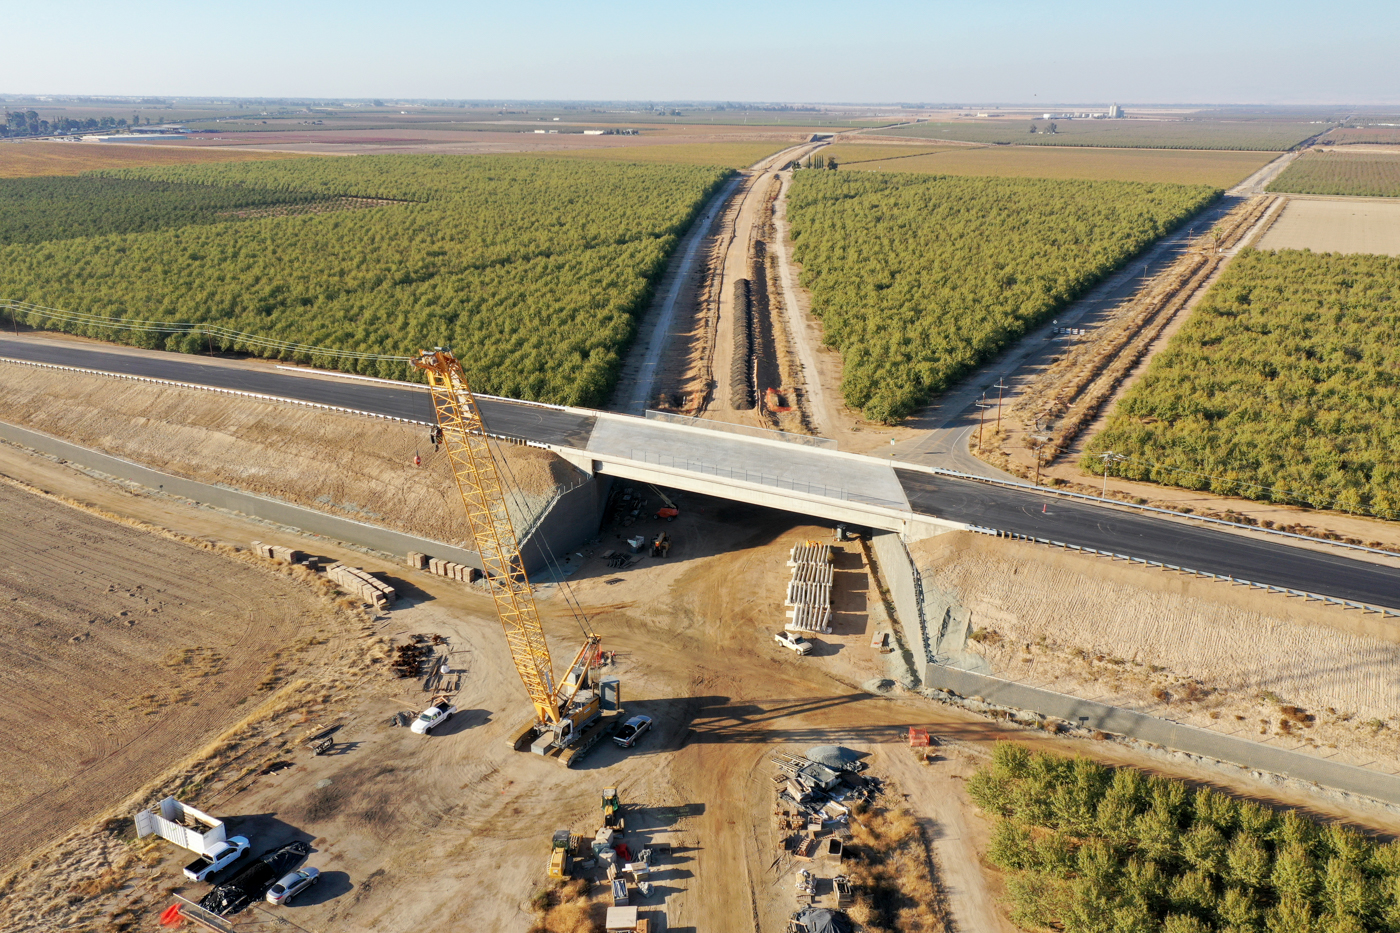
[974,743,1400,932]
[786,172,1217,421]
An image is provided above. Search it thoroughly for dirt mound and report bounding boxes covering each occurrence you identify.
[0,362,583,545]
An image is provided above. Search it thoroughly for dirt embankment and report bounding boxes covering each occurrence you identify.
[912,532,1400,774]
[0,362,582,545]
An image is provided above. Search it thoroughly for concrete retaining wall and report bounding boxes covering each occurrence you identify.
[923,662,1400,807]
[0,420,603,575]
[872,531,928,668]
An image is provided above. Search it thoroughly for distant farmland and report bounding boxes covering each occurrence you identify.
[534,141,793,169]
[787,171,1217,422]
[1268,151,1400,197]
[0,141,303,178]
[836,145,1274,188]
[1088,249,1400,520]
[819,143,962,165]
[882,119,1323,151]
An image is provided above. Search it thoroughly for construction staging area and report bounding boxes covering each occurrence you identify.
[4,347,1400,932]
[7,144,1400,933]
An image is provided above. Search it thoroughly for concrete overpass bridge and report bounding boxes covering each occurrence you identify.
[2,335,1399,616]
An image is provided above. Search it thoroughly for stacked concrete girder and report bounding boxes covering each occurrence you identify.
[785,542,833,633]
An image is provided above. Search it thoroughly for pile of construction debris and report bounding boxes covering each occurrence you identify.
[391,639,434,679]
[773,746,874,915]
[785,542,833,634]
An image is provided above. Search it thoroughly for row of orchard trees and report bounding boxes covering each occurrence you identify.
[1268,153,1400,198]
[0,175,331,245]
[1087,249,1400,521]
[971,744,1400,933]
[786,171,1218,422]
[0,155,731,408]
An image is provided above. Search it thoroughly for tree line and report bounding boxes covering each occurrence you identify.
[786,171,1218,422]
[0,175,332,245]
[0,155,731,407]
[1088,248,1400,520]
[972,743,1400,933]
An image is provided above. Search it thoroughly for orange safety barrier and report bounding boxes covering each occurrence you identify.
[909,727,930,748]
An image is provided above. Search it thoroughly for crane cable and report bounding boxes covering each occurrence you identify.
[486,434,596,644]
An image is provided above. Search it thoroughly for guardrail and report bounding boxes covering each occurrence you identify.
[913,463,1400,562]
[992,528,1400,617]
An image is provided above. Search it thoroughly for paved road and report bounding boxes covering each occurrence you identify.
[3,335,1399,609]
[899,470,1400,609]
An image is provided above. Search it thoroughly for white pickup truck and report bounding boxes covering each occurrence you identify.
[411,700,458,734]
[775,631,813,656]
[183,836,251,882]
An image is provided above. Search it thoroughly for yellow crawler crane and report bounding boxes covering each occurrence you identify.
[413,348,619,766]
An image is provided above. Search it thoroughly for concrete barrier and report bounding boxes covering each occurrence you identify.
[923,662,1400,807]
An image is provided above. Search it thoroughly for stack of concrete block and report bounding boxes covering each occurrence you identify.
[251,541,303,563]
[327,562,396,607]
[785,541,833,633]
[425,557,481,584]
[406,552,429,570]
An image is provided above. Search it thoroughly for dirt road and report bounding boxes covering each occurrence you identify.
[613,143,821,417]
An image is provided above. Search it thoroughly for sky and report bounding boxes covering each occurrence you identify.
[4,0,1398,105]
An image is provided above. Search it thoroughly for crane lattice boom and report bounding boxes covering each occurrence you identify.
[413,348,559,724]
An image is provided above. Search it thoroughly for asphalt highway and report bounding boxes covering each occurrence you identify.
[897,470,1400,609]
[3,335,1398,608]
[0,337,597,448]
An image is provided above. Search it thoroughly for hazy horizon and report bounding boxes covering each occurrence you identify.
[7,0,1398,105]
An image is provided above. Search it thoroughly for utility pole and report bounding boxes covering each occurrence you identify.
[993,378,1008,436]
[975,391,992,452]
[1097,450,1122,497]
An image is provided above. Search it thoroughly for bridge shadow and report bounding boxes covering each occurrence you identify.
[579,489,815,582]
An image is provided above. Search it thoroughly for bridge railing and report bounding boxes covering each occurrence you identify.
[627,449,905,510]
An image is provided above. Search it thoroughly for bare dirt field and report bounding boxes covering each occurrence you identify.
[0,140,304,177]
[4,432,1400,932]
[142,127,820,159]
[1255,196,1400,255]
[0,477,354,874]
[0,361,575,543]
[914,532,1400,775]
